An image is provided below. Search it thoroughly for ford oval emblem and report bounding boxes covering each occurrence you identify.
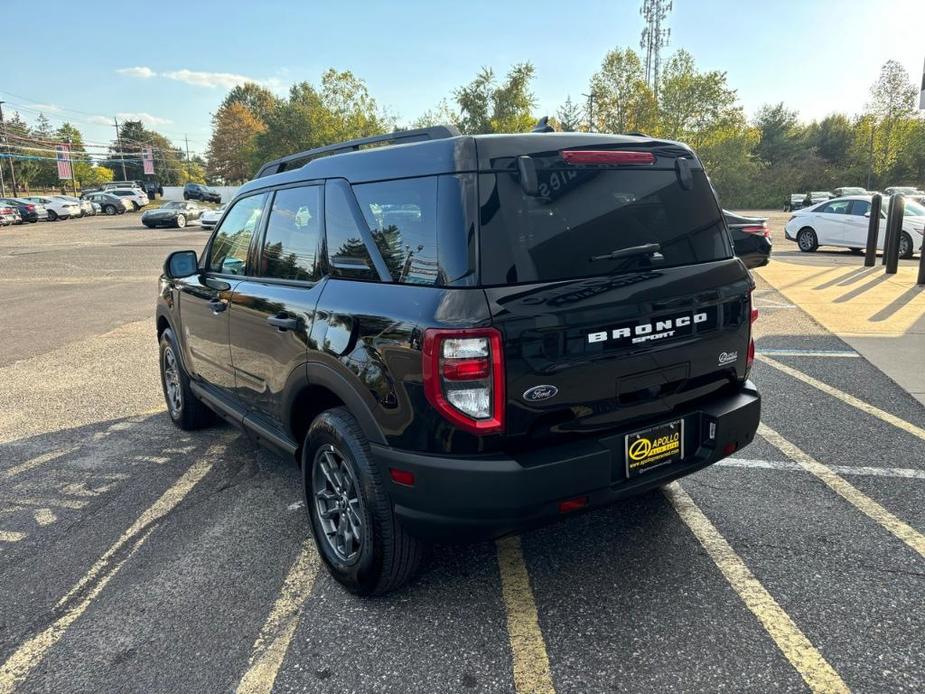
[523,385,558,402]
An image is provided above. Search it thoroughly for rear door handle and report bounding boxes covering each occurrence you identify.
[208,298,227,314]
[267,314,299,331]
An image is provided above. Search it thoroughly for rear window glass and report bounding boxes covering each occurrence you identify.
[353,178,439,285]
[478,168,730,285]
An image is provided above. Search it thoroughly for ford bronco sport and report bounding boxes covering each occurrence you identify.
[156,125,761,594]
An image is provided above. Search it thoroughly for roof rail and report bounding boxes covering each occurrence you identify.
[254,125,461,179]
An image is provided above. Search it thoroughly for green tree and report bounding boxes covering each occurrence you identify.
[867,60,919,184]
[453,64,536,134]
[223,82,280,123]
[588,48,657,134]
[206,101,266,183]
[109,121,187,185]
[555,95,584,132]
[753,103,803,167]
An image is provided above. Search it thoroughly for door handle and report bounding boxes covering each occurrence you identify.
[267,314,299,331]
[208,298,227,314]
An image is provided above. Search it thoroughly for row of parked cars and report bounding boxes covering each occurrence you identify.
[786,186,924,211]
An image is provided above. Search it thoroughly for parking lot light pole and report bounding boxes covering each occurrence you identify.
[864,194,882,267]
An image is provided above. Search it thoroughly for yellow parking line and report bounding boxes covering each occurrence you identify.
[236,539,320,694]
[0,441,227,692]
[663,483,848,693]
[757,355,925,443]
[0,531,26,543]
[0,527,154,694]
[759,423,925,559]
[3,447,79,479]
[496,535,556,694]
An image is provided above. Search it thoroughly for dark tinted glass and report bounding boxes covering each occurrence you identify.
[208,193,267,275]
[354,177,439,285]
[260,186,322,282]
[324,181,377,281]
[849,200,870,216]
[478,168,730,285]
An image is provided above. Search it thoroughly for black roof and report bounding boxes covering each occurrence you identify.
[236,131,697,199]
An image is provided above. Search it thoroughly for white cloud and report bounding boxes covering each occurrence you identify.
[117,66,156,79]
[116,112,173,126]
[162,69,257,89]
[88,115,113,125]
[27,103,61,113]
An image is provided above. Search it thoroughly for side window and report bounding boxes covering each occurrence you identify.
[260,186,322,282]
[850,200,871,216]
[208,193,267,275]
[324,181,377,281]
[353,177,439,285]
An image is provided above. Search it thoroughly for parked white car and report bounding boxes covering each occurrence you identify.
[108,187,149,211]
[24,195,81,221]
[199,203,226,230]
[54,195,94,217]
[784,195,925,258]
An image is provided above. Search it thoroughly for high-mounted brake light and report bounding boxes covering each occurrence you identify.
[560,150,656,165]
[422,328,505,435]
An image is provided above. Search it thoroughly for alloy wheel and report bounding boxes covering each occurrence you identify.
[162,346,183,417]
[312,444,364,563]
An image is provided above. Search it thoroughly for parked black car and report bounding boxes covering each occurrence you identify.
[724,210,772,269]
[0,197,48,223]
[157,127,761,594]
[81,191,129,215]
[142,201,204,228]
[183,182,221,203]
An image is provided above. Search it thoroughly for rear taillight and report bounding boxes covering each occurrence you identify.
[422,328,504,435]
[561,150,656,165]
[746,296,758,376]
[25,205,35,212]
[740,224,770,237]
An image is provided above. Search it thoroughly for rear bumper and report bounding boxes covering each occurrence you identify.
[373,381,761,540]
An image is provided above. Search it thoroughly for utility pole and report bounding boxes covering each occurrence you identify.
[0,101,19,196]
[185,135,192,181]
[114,117,127,180]
[66,136,77,196]
[582,91,597,133]
[640,0,672,100]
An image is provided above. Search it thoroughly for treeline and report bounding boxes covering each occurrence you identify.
[205,50,925,209]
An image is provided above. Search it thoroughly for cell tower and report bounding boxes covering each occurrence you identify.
[640,0,672,98]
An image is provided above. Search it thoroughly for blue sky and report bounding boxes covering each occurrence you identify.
[1,0,923,156]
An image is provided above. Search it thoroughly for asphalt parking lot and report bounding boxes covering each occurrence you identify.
[1,213,923,693]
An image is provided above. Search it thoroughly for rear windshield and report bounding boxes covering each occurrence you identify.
[478,168,731,285]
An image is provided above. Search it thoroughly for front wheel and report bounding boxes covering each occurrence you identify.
[797,227,818,252]
[158,329,215,430]
[898,232,914,260]
[104,205,116,215]
[175,214,186,229]
[47,210,58,221]
[304,408,424,595]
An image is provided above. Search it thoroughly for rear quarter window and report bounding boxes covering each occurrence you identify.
[478,167,730,285]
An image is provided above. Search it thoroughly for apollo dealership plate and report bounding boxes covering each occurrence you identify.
[625,419,684,478]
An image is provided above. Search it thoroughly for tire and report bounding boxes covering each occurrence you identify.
[175,214,186,229]
[144,223,154,229]
[132,202,140,211]
[849,247,864,255]
[47,210,58,221]
[304,407,424,595]
[104,205,116,215]
[898,232,914,260]
[158,329,215,430]
[797,227,818,252]
[183,194,190,201]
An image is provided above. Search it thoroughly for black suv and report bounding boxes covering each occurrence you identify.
[183,182,221,203]
[157,126,761,594]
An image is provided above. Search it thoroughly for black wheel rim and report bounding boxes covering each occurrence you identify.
[312,444,364,563]
[162,346,182,417]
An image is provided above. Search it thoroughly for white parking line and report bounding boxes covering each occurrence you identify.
[2,447,79,479]
[758,424,925,559]
[757,350,859,358]
[719,458,925,480]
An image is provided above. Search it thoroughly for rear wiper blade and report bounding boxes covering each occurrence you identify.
[589,243,662,262]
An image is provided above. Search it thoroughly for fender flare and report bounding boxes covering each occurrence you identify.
[287,361,387,446]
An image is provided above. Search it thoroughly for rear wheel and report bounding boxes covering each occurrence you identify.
[898,232,914,260]
[849,247,864,255]
[304,408,424,595]
[797,227,818,252]
[175,214,186,229]
[47,210,58,221]
[104,205,116,215]
[158,329,215,430]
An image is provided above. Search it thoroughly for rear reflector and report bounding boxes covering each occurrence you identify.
[558,496,589,513]
[560,150,655,165]
[389,468,415,486]
[723,442,738,456]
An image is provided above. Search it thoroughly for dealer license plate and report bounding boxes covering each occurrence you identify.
[625,419,684,478]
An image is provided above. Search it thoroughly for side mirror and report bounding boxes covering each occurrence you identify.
[864,212,871,217]
[164,250,199,278]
